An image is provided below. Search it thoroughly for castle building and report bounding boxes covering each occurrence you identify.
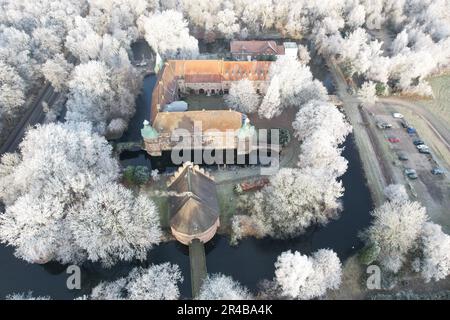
[167,162,220,245]
[142,60,270,156]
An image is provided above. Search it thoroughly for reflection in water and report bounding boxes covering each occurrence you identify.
[0,73,372,299]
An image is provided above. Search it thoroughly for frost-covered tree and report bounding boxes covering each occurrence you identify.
[138,10,199,59]
[41,54,74,92]
[65,57,139,139]
[5,292,51,300]
[0,27,34,82]
[417,222,450,283]
[90,263,183,300]
[362,198,428,273]
[216,9,240,39]
[384,184,408,203]
[0,122,160,265]
[70,183,161,267]
[258,75,282,119]
[31,27,63,64]
[358,81,378,106]
[65,61,114,134]
[197,274,252,300]
[293,100,351,177]
[274,249,342,299]
[259,57,328,118]
[0,61,26,118]
[225,79,259,113]
[248,168,344,238]
[293,100,351,146]
[65,16,102,63]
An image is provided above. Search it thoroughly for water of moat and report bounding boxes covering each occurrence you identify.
[0,73,371,299]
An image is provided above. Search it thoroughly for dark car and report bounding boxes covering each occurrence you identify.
[431,168,444,175]
[400,120,409,128]
[405,168,418,179]
[413,139,425,146]
[397,152,409,161]
[419,148,431,154]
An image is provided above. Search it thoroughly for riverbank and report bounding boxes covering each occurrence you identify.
[327,59,386,207]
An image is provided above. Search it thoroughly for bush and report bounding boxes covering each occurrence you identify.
[123,166,150,185]
[358,244,381,265]
[123,166,135,185]
[134,166,150,184]
[375,82,387,96]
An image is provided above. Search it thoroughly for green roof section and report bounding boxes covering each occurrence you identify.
[141,120,159,139]
[237,117,256,139]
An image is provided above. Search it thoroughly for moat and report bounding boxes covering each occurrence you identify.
[0,74,373,299]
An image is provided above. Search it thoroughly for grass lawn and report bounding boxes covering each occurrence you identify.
[216,182,239,233]
[423,74,450,126]
[182,95,227,111]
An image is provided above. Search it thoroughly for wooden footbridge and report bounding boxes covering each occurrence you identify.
[189,239,207,297]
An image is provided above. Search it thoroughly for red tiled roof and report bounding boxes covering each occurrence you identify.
[230,41,285,55]
[185,74,222,83]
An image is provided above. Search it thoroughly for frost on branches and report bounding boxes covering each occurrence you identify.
[274,249,342,299]
[358,81,378,106]
[0,61,26,119]
[70,183,162,267]
[259,57,328,119]
[225,79,260,114]
[248,168,344,239]
[65,58,139,138]
[363,198,428,273]
[90,263,183,300]
[138,10,199,59]
[293,100,352,177]
[197,274,252,300]
[417,222,450,283]
[5,291,51,300]
[384,184,408,203]
[0,122,161,265]
[363,186,450,282]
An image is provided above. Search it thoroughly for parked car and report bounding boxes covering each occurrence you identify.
[431,168,445,175]
[416,144,429,150]
[388,137,400,143]
[413,139,425,146]
[393,112,404,119]
[419,148,431,154]
[400,120,409,128]
[405,168,418,179]
[407,127,417,134]
[397,152,409,161]
[377,122,392,129]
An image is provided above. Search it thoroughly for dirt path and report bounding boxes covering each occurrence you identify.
[327,58,387,206]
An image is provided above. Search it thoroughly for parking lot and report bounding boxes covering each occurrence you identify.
[367,103,450,232]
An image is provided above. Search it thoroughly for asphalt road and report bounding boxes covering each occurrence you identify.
[0,83,57,154]
[0,54,76,155]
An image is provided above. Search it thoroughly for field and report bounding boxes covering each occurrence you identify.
[422,75,450,126]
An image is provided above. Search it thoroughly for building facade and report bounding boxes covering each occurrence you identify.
[230,40,285,61]
[230,41,299,61]
[142,60,268,156]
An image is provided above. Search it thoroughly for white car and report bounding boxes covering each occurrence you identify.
[392,112,404,119]
[416,144,429,150]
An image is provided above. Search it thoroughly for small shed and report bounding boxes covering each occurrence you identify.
[167,162,220,245]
